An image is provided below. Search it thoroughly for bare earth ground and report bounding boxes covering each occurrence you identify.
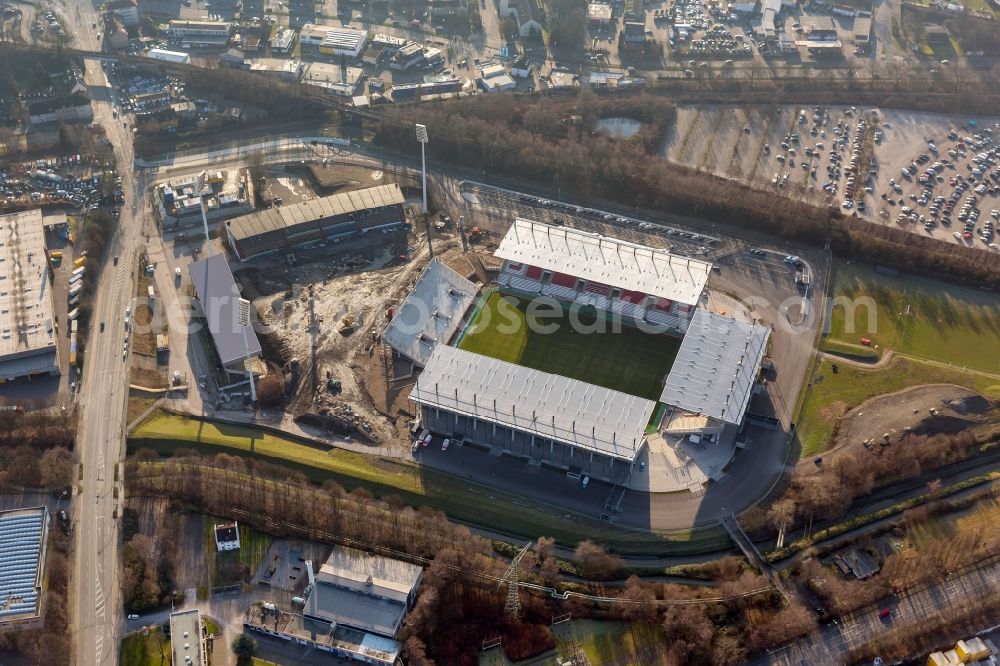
[242,222,469,445]
[663,105,1000,249]
[804,383,998,474]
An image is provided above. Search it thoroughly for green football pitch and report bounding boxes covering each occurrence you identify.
[456,292,682,400]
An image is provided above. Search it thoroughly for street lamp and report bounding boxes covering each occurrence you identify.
[415,123,429,214]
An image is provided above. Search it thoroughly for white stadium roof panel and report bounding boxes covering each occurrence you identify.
[410,345,655,460]
[383,259,478,366]
[494,218,711,306]
[659,309,770,425]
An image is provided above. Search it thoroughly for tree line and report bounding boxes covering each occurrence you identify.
[126,451,824,664]
[374,91,1000,288]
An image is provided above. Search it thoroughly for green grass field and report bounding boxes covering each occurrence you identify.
[797,356,1000,458]
[131,411,729,555]
[119,628,170,666]
[825,261,1000,373]
[458,292,682,400]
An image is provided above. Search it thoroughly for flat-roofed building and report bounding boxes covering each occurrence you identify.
[168,19,232,47]
[103,0,138,26]
[304,547,423,638]
[412,345,656,478]
[224,184,405,261]
[302,62,365,95]
[298,23,368,57]
[659,309,770,427]
[852,16,871,44]
[495,218,710,334]
[169,609,206,666]
[588,1,613,25]
[0,210,59,382]
[0,507,49,628]
[806,15,838,40]
[246,57,304,81]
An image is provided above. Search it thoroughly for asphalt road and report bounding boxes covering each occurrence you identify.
[70,57,148,666]
[755,555,1000,665]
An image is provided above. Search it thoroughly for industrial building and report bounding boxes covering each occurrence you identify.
[103,0,138,26]
[478,63,516,93]
[495,219,710,334]
[302,62,365,96]
[298,23,368,57]
[224,184,405,261]
[383,258,478,367]
[147,48,192,65]
[154,168,254,228]
[188,254,262,374]
[852,16,872,45]
[168,20,232,48]
[246,57,303,81]
[169,609,207,666]
[0,507,49,627]
[0,210,59,383]
[304,547,422,638]
[587,1,613,25]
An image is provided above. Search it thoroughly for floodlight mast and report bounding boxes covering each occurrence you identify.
[415,124,428,214]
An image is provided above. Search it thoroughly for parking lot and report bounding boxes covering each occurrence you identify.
[663,104,1000,250]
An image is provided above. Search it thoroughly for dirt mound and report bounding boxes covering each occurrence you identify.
[944,395,994,415]
[912,415,981,436]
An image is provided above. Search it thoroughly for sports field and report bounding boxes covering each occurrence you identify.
[826,261,1000,373]
[457,292,682,400]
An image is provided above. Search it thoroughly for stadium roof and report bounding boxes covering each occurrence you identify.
[0,507,48,624]
[659,309,770,425]
[225,184,404,243]
[495,219,711,306]
[188,254,262,367]
[383,259,477,366]
[410,345,655,460]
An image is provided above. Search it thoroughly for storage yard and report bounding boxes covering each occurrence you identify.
[663,105,1000,250]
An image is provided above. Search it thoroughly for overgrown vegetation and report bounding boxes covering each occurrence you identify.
[375,92,1000,289]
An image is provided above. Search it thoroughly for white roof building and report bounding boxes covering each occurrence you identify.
[299,24,368,57]
[0,210,58,381]
[0,507,49,626]
[495,218,711,306]
[410,345,655,460]
[659,309,770,425]
[383,259,478,366]
[147,48,192,64]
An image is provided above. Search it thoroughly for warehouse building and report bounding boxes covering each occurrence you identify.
[188,254,262,375]
[302,62,365,96]
[298,23,368,57]
[0,210,59,383]
[224,184,405,261]
[168,19,232,48]
[495,219,710,334]
[0,507,49,628]
[304,547,423,638]
[658,308,770,433]
[383,258,478,367]
[411,345,656,481]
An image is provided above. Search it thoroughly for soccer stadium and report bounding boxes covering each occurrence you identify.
[385,219,771,485]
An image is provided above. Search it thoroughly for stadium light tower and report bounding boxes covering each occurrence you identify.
[415,123,429,214]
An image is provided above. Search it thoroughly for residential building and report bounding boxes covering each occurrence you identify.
[213,522,240,551]
[587,1,613,26]
[106,16,129,50]
[103,0,138,27]
[500,0,544,37]
[168,20,232,48]
[27,94,93,126]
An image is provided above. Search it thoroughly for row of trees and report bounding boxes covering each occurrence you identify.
[375,91,1000,288]
[127,451,820,664]
[120,507,180,613]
